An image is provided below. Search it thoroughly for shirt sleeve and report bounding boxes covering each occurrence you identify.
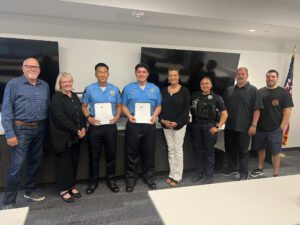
[121,87,129,106]
[216,95,227,112]
[282,91,294,108]
[156,87,162,106]
[158,88,166,121]
[1,81,16,139]
[116,88,121,104]
[253,88,264,111]
[176,88,190,126]
[81,87,90,104]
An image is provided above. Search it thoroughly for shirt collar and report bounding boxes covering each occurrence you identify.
[235,81,250,89]
[21,75,43,85]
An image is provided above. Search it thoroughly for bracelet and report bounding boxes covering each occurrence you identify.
[251,124,257,127]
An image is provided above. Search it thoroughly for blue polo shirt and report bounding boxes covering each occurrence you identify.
[82,82,121,116]
[1,75,50,139]
[121,82,161,115]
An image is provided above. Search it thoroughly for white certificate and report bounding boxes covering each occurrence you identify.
[94,103,114,125]
[135,103,151,124]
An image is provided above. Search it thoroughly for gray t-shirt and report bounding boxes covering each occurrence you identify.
[223,82,263,133]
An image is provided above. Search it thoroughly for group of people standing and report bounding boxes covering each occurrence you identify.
[1,57,293,210]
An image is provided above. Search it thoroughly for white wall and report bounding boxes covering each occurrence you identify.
[0,33,298,148]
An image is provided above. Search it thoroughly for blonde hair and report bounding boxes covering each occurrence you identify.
[55,72,74,92]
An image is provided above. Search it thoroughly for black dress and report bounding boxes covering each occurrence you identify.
[49,92,86,191]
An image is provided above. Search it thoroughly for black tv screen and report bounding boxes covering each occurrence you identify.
[0,37,59,110]
[141,47,240,96]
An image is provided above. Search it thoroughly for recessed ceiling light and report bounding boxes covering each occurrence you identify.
[248,29,256,32]
[131,11,144,18]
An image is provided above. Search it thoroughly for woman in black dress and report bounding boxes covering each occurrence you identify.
[49,72,86,203]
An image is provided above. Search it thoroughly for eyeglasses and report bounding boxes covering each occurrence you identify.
[23,65,40,70]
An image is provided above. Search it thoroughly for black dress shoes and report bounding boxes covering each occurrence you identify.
[125,180,136,192]
[2,203,15,210]
[107,180,119,193]
[192,174,204,183]
[144,179,157,190]
[85,184,98,195]
[125,185,134,192]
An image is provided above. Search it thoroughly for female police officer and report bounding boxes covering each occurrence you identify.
[190,76,227,184]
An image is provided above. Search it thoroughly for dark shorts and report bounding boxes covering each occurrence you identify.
[253,127,283,155]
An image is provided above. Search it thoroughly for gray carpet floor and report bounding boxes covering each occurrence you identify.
[1,149,300,225]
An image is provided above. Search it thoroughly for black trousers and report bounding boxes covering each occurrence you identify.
[191,122,217,178]
[87,124,117,184]
[125,122,156,184]
[55,142,80,192]
[224,129,250,177]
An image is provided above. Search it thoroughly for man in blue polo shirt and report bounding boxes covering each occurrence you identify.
[121,63,161,192]
[82,63,121,194]
[1,58,50,209]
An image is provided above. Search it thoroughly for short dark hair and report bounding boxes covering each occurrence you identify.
[135,63,150,72]
[95,63,109,71]
[200,76,213,84]
[266,69,279,77]
[168,65,180,73]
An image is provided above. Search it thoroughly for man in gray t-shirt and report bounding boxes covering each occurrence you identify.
[223,67,263,180]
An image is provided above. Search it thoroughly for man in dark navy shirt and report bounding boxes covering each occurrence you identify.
[1,58,50,209]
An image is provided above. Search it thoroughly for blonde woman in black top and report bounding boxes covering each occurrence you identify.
[49,72,86,203]
[159,65,190,187]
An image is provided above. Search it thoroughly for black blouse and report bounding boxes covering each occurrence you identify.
[49,92,86,153]
[159,86,190,130]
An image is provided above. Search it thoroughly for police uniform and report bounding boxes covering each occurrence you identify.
[121,82,161,185]
[82,82,121,186]
[190,91,226,180]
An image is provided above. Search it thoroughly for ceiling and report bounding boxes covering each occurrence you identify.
[1,0,300,42]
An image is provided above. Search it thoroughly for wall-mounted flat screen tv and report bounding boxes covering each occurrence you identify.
[0,37,59,110]
[141,47,240,96]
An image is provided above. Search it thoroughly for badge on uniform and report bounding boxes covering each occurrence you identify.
[150,88,154,93]
[110,90,115,96]
[208,95,213,100]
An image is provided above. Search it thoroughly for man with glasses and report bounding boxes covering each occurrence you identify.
[1,58,50,209]
[82,63,121,194]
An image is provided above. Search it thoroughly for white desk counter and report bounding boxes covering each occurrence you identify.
[149,175,300,225]
[0,207,29,225]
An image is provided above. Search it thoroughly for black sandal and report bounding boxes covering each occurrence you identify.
[60,191,75,203]
[69,188,81,198]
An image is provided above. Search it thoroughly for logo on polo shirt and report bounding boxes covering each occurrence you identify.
[110,90,115,96]
[150,88,154,93]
